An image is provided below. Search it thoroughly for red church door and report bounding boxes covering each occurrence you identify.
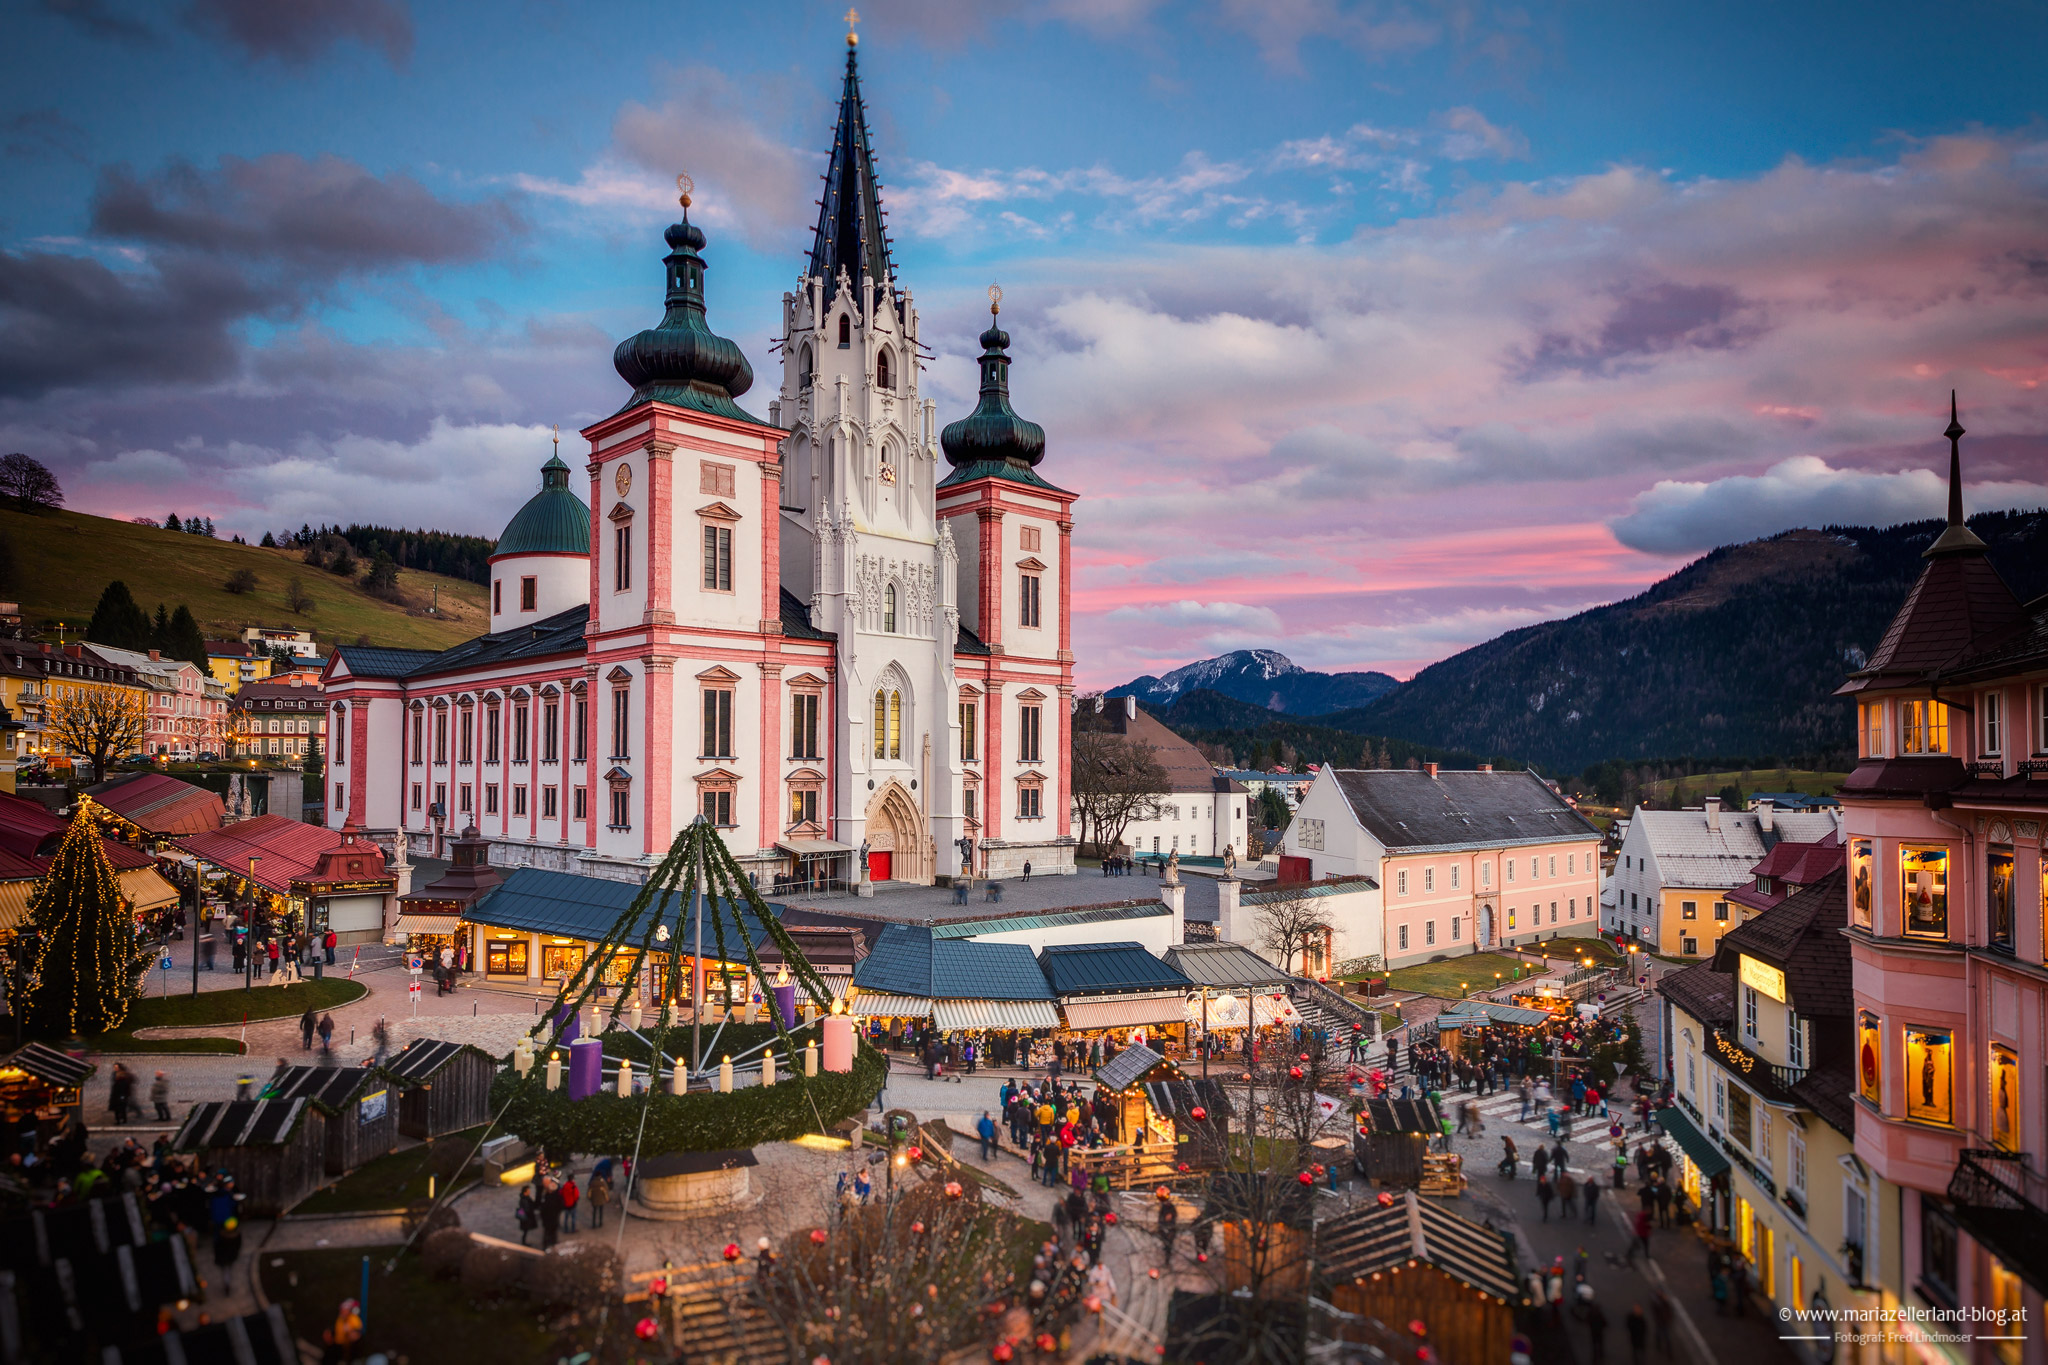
[868,851,893,882]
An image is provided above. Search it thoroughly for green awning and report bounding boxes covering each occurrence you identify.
[1657,1105,1730,1179]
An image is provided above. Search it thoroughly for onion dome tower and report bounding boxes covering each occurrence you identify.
[612,182,756,421]
[489,437,591,631]
[939,289,1049,486]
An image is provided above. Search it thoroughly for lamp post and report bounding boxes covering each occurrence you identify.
[243,855,261,992]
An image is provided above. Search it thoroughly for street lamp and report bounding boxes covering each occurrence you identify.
[243,855,261,992]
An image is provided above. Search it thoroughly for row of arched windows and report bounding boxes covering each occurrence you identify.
[796,333,895,391]
[872,689,902,760]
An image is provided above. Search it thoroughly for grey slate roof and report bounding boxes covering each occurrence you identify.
[261,1065,378,1113]
[1327,768,1599,852]
[1241,876,1378,905]
[1710,868,1854,1019]
[401,605,590,681]
[780,588,834,642]
[381,1038,497,1085]
[1037,941,1192,996]
[469,867,778,946]
[852,923,1055,1001]
[1161,942,1292,989]
[1318,1191,1519,1299]
[331,644,444,679]
[174,1097,312,1149]
[1634,807,1841,889]
[1094,1042,1173,1091]
[1657,961,1734,1029]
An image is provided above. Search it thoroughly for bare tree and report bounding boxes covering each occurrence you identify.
[0,454,62,512]
[1253,889,1334,978]
[46,687,148,782]
[284,577,315,614]
[1069,728,1170,857]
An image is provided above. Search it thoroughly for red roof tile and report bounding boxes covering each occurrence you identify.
[175,815,387,894]
[88,773,225,836]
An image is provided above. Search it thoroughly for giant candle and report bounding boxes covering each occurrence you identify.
[822,1014,853,1073]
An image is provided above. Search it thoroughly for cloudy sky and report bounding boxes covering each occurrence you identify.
[6,0,2046,687]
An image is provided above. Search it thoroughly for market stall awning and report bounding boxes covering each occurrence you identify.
[0,1041,96,1089]
[777,838,855,857]
[392,913,462,937]
[119,867,179,913]
[848,991,932,1019]
[0,879,34,933]
[1183,992,1300,1029]
[933,998,1061,1031]
[1657,1104,1731,1179]
[1061,991,1188,1031]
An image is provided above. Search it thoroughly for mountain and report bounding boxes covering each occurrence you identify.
[1145,688,1496,772]
[1108,648,1400,716]
[0,507,490,652]
[1333,512,2048,774]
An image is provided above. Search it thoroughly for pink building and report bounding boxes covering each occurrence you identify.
[1838,397,2044,1351]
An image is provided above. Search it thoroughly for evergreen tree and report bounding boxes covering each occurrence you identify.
[168,605,209,671]
[304,732,322,776]
[21,802,146,1038]
[260,531,277,547]
[163,513,182,532]
[151,603,171,651]
[86,581,153,651]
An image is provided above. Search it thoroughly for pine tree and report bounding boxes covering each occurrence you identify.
[152,603,171,651]
[21,802,146,1038]
[260,532,277,547]
[163,513,182,532]
[168,604,209,671]
[86,581,153,652]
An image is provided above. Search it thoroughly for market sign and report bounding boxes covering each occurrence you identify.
[360,1089,387,1124]
[1738,955,1786,1003]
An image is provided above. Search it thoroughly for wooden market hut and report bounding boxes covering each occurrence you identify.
[1351,1095,1442,1188]
[0,1041,95,1135]
[0,1191,203,1357]
[261,1066,396,1175]
[1079,1043,1231,1187]
[380,1038,497,1139]
[1318,1190,1521,1365]
[173,1098,327,1216]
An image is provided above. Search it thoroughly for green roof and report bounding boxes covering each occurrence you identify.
[495,454,590,557]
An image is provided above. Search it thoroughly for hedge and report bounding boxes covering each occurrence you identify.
[491,1040,886,1156]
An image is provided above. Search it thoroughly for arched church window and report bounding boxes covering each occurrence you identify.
[798,344,813,390]
[876,349,892,390]
[838,314,851,349]
[888,690,902,760]
[873,689,887,759]
[883,584,897,633]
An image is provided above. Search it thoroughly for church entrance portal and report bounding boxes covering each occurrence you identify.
[863,781,931,884]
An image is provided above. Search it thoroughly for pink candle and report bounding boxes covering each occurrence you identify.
[822,1015,853,1073]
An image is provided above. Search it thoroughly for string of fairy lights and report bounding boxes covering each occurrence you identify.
[20,796,147,1038]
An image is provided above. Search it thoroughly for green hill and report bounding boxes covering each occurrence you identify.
[0,507,490,653]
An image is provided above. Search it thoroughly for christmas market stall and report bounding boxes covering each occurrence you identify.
[174,816,395,948]
[1317,1189,1521,1364]
[847,923,1060,1045]
[1076,1042,1230,1188]
[1162,941,1303,1045]
[1351,1095,1445,1189]
[0,1041,95,1135]
[0,792,180,936]
[84,772,225,842]
[1039,941,1195,1058]
[172,1097,327,1216]
[380,1038,498,1139]
[260,1065,396,1175]
[0,1191,205,1359]
[390,823,500,967]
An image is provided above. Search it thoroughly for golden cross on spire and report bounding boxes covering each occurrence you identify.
[551,423,559,456]
[844,6,860,45]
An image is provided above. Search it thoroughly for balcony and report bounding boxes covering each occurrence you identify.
[1708,1026,1809,1106]
[1947,1149,2048,1291]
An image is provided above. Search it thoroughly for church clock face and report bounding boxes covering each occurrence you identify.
[614,463,633,496]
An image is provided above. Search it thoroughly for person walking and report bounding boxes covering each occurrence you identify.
[1535,1174,1554,1222]
[539,1177,564,1250]
[300,1008,318,1051]
[1531,1144,1549,1182]
[108,1064,135,1125]
[977,1110,998,1161]
[1650,1290,1674,1357]
[1625,1304,1648,1365]
[515,1185,539,1246]
[316,1013,334,1054]
[150,1071,171,1122]
[1584,1297,1609,1365]
[588,1169,612,1228]
[201,929,217,971]
[1557,1168,1577,1218]
[1584,1174,1602,1224]
[1624,1206,1653,1266]
[560,1173,580,1233]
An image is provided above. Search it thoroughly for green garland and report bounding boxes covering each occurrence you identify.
[493,1040,885,1156]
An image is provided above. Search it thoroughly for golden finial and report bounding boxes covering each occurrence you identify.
[551,423,559,456]
[988,283,1003,315]
[844,6,859,45]
[675,171,693,210]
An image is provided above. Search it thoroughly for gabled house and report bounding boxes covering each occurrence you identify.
[1607,798,1840,958]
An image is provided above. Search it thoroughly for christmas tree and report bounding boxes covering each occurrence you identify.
[22,800,146,1038]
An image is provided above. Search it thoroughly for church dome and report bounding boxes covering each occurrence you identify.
[611,213,756,421]
[940,312,1045,471]
[494,453,590,557]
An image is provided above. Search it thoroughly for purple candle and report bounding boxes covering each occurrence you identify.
[772,983,798,1030]
[554,1003,580,1046]
[568,1037,603,1101]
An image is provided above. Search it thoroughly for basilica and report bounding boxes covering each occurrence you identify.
[322,37,1077,887]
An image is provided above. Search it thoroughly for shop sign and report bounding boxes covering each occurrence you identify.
[1737,955,1785,1003]
[359,1089,387,1124]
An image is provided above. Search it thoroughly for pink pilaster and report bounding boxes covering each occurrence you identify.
[977,506,1004,650]
[645,440,674,622]
[643,659,673,856]
[759,662,782,849]
[983,678,1004,843]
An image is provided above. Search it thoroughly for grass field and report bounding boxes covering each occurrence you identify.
[1521,936,1623,964]
[296,1126,486,1214]
[0,507,487,651]
[1378,952,1530,999]
[1640,769,1848,806]
[90,977,366,1053]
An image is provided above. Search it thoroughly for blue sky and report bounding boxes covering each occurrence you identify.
[5,0,2046,683]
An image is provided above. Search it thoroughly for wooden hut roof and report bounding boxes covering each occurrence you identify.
[1318,1191,1519,1299]
[174,1098,312,1149]
[1359,1096,1441,1135]
[1144,1075,1233,1120]
[0,1041,94,1088]
[99,1304,297,1365]
[259,1066,378,1114]
[380,1038,498,1086]
[1094,1042,1175,1092]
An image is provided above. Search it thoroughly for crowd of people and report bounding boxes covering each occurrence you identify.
[511,1155,618,1249]
[0,1120,250,1274]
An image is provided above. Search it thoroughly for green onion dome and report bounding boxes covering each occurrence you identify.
[611,215,756,420]
[494,453,590,557]
[940,313,1045,471]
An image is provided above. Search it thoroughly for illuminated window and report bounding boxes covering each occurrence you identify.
[1990,1043,2020,1151]
[1681,900,1697,920]
[1900,698,1948,754]
[1903,1025,1954,1126]
[1860,701,1886,756]
[1901,845,1949,938]
[1850,838,1873,928]
[1988,845,2015,950]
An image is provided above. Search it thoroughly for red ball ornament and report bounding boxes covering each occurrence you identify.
[906,1145,923,1162]
[910,1303,924,1318]
[945,1181,964,1199]
[1104,1212,1118,1225]
[1197,1252,1209,1263]
[635,1317,659,1340]
[1312,1163,1326,1177]
[992,1345,1014,1363]
[1417,1350,1435,1363]
[810,1228,829,1244]
[1289,1066,1304,1080]
[723,1242,741,1262]
[1299,1052,1310,1062]
[649,1276,669,1296]
[1148,1268,1161,1280]
[1377,1191,1395,1207]
[911,1220,927,1234]
[1083,1294,1103,1313]
[1298,1171,1314,1186]
[1409,1319,1429,1337]
[1155,1185,1172,1201]
[1177,1162,1190,1173]
[1190,1106,1207,1121]
[1036,1333,1058,1354]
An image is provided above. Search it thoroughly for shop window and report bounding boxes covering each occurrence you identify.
[1858,1012,1882,1106]
[1988,845,2015,951]
[1850,838,1873,928]
[1901,845,1948,938]
[1904,1026,1953,1126]
[485,939,529,976]
[541,943,585,980]
[1990,1043,2020,1151]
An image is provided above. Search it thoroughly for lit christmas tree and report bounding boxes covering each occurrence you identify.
[22,799,147,1038]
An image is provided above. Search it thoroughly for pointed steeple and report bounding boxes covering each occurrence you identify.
[1925,390,1988,557]
[809,33,894,311]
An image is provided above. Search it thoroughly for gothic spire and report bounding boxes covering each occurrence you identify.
[1925,389,1988,557]
[808,36,895,310]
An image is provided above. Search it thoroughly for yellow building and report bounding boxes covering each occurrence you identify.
[1659,865,1904,1364]
[1608,798,1841,958]
[206,640,273,694]
[0,641,150,777]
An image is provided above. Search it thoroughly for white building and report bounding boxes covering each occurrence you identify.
[1282,764,1602,968]
[1076,696,1248,860]
[323,39,1077,886]
[1607,796,1840,957]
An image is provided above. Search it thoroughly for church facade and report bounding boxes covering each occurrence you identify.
[322,40,1077,887]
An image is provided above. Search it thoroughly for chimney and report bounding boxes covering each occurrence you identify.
[1215,877,1244,943]
[1477,763,1492,773]
[1756,799,1774,835]
[1124,695,1137,720]
[1703,796,1721,829]
[1424,763,1439,778]
[148,649,160,661]
[1160,881,1187,942]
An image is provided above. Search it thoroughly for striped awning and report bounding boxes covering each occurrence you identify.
[847,991,932,1019]
[392,913,462,937]
[119,868,180,913]
[1060,991,1189,1031]
[933,998,1061,1031]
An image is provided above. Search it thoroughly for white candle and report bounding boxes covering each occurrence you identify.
[762,1051,776,1088]
[616,1058,633,1097]
[628,1002,642,1031]
[670,1062,686,1095]
[718,1056,733,1093]
[545,1052,561,1091]
[804,1040,819,1078]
